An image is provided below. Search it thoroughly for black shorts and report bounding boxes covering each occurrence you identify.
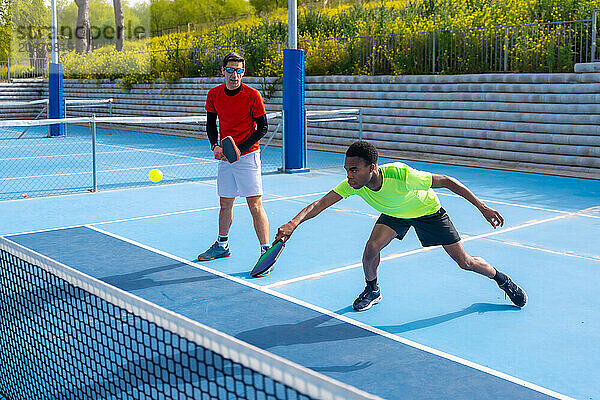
[376,207,461,247]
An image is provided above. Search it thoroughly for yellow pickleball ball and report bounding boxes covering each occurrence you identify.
[149,169,163,183]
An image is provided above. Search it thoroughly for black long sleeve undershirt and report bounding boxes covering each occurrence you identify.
[238,114,268,153]
[206,112,218,149]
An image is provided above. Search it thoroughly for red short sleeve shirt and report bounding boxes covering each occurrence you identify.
[205,83,267,155]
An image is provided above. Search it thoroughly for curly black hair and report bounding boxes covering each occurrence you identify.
[346,140,378,165]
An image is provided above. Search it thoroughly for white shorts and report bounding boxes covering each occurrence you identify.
[217,150,263,198]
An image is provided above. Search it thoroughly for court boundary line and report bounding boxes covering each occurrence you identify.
[95,142,214,162]
[6,187,598,238]
[0,178,218,204]
[7,192,329,237]
[2,165,597,219]
[0,148,216,162]
[264,206,599,289]
[482,237,600,263]
[81,224,573,400]
[438,193,600,219]
[0,162,217,182]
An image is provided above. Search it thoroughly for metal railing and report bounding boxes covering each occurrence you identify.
[1,57,48,80]
[298,16,599,74]
[153,13,599,76]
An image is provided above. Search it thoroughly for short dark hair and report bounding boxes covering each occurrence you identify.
[346,141,378,165]
[223,52,245,68]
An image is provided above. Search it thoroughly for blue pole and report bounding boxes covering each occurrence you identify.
[282,48,308,173]
[48,63,64,137]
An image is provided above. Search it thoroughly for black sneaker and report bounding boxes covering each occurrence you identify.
[352,287,382,311]
[498,276,527,307]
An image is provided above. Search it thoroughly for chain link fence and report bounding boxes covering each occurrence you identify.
[0,116,244,200]
[0,108,365,200]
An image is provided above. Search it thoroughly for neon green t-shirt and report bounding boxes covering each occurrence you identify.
[333,162,441,219]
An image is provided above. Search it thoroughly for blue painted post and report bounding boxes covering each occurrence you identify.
[48,63,64,136]
[282,49,309,173]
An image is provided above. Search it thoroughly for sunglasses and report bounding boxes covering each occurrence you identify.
[224,67,244,74]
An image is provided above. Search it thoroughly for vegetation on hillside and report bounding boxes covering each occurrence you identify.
[3,0,600,83]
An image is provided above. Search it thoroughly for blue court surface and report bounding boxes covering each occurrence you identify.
[1,151,599,399]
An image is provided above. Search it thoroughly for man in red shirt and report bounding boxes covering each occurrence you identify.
[198,52,271,261]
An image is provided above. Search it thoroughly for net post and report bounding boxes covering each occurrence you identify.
[48,63,64,137]
[91,114,98,192]
[282,48,309,173]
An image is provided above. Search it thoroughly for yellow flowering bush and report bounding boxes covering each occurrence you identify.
[58,0,600,85]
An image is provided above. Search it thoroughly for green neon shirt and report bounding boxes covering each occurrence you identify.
[333,162,441,219]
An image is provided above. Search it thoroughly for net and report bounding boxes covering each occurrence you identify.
[0,114,282,200]
[0,236,380,400]
[64,98,114,136]
[0,108,362,200]
[0,98,115,140]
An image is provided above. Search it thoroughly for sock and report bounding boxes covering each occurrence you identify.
[366,278,379,291]
[217,235,229,248]
[260,244,271,255]
[492,270,507,285]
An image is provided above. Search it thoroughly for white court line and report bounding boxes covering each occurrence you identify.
[1,137,214,162]
[0,140,92,149]
[483,237,600,263]
[79,224,573,400]
[265,206,599,289]
[269,189,597,220]
[8,191,329,237]
[436,192,587,215]
[0,178,217,204]
[0,162,214,182]
[96,142,212,161]
[1,148,209,162]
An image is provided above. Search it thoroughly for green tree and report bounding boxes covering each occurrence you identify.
[59,0,144,51]
[74,0,91,53]
[113,0,124,50]
[11,0,50,58]
[0,0,10,60]
[149,0,253,35]
[249,0,285,13]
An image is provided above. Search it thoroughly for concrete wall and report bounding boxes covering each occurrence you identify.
[303,74,600,179]
[3,73,599,179]
[0,79,46,119]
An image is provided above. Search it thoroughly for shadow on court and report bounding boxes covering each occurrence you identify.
[375,303,520,334]
[101,261,220,291]
[234,303,519,351]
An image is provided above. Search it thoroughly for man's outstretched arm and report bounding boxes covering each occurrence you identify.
[431,174,504,228]
[275,190,343,242]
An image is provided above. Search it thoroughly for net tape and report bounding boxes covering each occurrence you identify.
[0,236,380,400]
[0,112,286,128]
[0,99,113,107]
[0,109,360,128]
